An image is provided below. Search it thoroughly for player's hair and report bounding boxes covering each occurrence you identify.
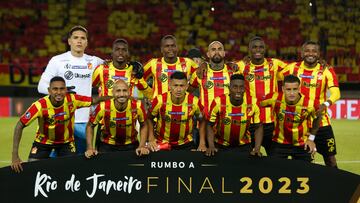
[113,38,128,46]
[50,76,66,84]
[68,25,88,39]
[208,41,224,50]
[161,35,177,46]
[302,40,320,50]
[249,36,263,44]
[230,74,245,81]
[302,40,319,47]
[170,71,187,80]
[283,74,300,85]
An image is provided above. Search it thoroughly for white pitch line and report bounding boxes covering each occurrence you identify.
[315,160,360,164]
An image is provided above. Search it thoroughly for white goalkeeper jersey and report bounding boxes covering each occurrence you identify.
[38,51,103,123]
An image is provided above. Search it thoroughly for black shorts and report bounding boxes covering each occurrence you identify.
[171,141,196,151]
[98,141,139,153]
[215,143,251,154]
[315,125,337,157]
[269,142,313,162]
[250,122,274,154]
[28,142,76,160]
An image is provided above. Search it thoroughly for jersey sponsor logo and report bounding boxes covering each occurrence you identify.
[302,81,320,88]
[278,113,284,121]
[210,76,226,80]
[109,121,116,128]
[25,112,31,119]
[164,69,179,73]
[64,64,71,69]
[64,71,74,80]
[117,123,132,128]
[223,117,231,125]
[168,111,185,115]
[285,116,304,123]
[112,76,128,80]
[255,75,272,81]
[53,112,67,118]
[164,115,189,124]
[282,110,298,115]
[246,74,255,82]
[214,82,228,88]
[71,65,88,69]
[253,68,268,73]
[228,113,244,116]
[299,74,314,79]
[106,80,114,89]
[160,73,168,83]
[232,119,247,125]
[113,117,129,121]
[74,73,91,79]
[205,81,214,89]
[47,117,56,124]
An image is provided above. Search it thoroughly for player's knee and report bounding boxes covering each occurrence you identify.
[324,156,337,168]
[28,158,40,162]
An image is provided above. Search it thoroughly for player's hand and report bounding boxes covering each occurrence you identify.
[250,147,262,157]
[84,148,98,158]
[136,147,150,156]
[197,144,207,152]
[143,97,152,110]
[205,146,218,156]
[196,61,208,79]
[129,61,144,79]
[66,86,76,94]
[103,59,112,66]
[304,140,317,155]
[316,104,326,117]
[226,61,239,72]
[147,140,158,152]
[318,59,330,68]
[11,157,23,173]
[243,55,251,65]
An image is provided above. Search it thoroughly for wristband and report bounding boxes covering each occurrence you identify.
[323,101,330,107]
[308,134,316,141]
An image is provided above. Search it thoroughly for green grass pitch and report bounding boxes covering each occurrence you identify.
[0,117,359,174]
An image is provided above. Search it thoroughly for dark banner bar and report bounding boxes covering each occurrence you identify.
[0,151,359,203]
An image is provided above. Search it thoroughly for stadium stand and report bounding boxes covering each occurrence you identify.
[0,0,359,82]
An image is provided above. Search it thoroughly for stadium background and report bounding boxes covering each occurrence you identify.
[0,0,359,174]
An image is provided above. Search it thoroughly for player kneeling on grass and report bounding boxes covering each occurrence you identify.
[206,74,263,157]
[85,80,149,158]
[260,75,321,162]
[11,76,111,173]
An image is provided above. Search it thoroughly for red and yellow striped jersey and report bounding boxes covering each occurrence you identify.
[189,64,235,114]
[20,94,92,145]
[92,62,152,99]
[262,93,316,146]
[281,61,339,126]
[143,57,197,98]
[149,92,203,146]
[89,99,146,146]
[208,94,260,146]
[236,58,286,123]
